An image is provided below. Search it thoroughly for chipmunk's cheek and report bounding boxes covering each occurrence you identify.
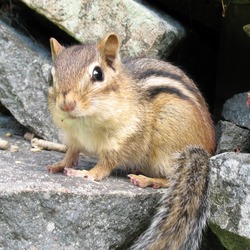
[77,99,93,115]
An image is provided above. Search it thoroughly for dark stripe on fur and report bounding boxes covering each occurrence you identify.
[147,86,190,100]
[136,69,198,94]
[138,69,179,81]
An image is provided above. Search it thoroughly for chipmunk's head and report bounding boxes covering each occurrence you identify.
[48,33,124,127]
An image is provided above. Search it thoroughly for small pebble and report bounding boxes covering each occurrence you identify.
[9,145,19,152]
[5,132,12,137]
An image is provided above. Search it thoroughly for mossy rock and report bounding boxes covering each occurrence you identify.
[210,223,250,250]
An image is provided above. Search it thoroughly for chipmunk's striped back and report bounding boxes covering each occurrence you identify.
[125,58,204,108]
[124,58,215,155]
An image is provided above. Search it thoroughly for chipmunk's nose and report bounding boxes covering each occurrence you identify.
[60,100,76,112]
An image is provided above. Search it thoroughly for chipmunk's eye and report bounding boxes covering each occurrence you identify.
[92,66,104,82]
[48,72,53,86]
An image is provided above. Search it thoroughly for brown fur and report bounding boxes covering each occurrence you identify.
[47,33,215,249]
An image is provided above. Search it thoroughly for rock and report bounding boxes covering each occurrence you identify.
[20,0,185,59]
[210,152,250,249]
[222,92,250,129]
[0,20,58,141]
[216,120,250,154]
[0,130,162,249]
[2,128,250,249]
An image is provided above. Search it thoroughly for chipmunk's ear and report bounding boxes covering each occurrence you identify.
[98,33,120,68]
[50,38,64,60]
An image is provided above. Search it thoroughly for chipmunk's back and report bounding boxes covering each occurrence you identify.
[124,58,205,106]
[123,58,215,156]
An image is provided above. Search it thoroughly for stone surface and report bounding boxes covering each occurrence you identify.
[1,125,250,249]
[0,130,162,249]
[20,0,185,59]
[0,20,58,141]
[216,120,250,154]
[210,152,250,249]
[222,92,250,129]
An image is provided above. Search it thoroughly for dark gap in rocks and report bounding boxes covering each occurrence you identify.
[0,103,11,115]
[0,113,28,136]
[145,0,221,114]
[201,226,227,250]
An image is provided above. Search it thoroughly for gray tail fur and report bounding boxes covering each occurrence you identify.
[131,146,210,250]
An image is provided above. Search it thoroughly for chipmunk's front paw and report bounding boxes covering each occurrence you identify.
[64,168,95,181]
[48,160,78,174]
[48,163,65,174]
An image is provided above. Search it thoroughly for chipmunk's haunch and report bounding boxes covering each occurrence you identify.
[48,33,215,250]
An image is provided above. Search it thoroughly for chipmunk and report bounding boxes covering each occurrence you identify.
[48,33,215,250]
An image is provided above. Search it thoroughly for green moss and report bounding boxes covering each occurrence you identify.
[201,226,227,250]
[210,223,250,250]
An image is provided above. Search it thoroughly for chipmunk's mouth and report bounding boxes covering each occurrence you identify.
[67,114,77,119]
[60,108,91,121]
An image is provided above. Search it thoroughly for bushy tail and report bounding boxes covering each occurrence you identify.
[131,146,210,250]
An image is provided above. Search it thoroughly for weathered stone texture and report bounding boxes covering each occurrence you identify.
[0,132,162,249]
[0,21,58,141]
[210,152,250,248]
[20,0,185,59]
[222,92,250,129]
[216,120,250,154]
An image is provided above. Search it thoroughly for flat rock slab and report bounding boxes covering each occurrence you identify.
[20,0,185,59]
[0,131,162,249]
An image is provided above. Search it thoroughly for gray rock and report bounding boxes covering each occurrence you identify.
[222,92,250,129]
[210,152,250,249]
[2,129,250,249]
[20,0,185,59]
[216,120,250,154]
[0,131,162,249]
[0,21,58,141]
